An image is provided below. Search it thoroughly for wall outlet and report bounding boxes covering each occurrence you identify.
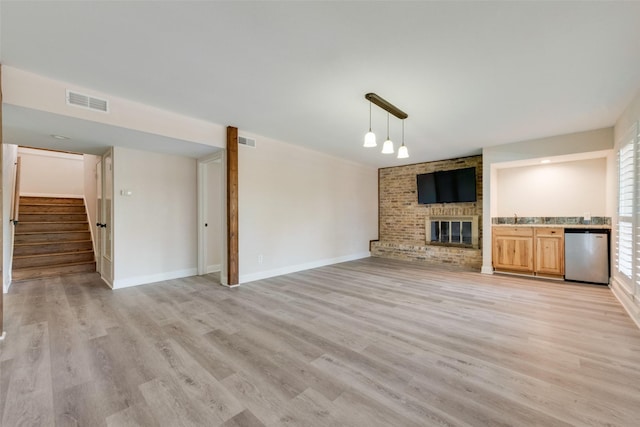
[258,254,264,264]
[583,212,591,221]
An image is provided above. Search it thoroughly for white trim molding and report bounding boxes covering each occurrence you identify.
[481,265,494,275]
[611,277,640,329]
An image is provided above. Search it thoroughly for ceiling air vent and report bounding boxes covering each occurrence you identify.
[66,90,109,113]
[238,136,256,148]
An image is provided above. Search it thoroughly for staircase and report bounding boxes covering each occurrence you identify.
[13,196,96,281]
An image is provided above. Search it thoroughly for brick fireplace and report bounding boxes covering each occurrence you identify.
[371,155,482,269]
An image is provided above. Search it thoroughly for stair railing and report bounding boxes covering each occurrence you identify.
[11,157,21,225]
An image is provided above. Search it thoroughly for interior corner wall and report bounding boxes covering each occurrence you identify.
[112,147,197,288]
[481,127,614,274]
[18,147,84,197]
[2,144,18,292]
[237,133,378,284]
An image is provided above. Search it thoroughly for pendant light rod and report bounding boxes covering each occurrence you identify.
[365,93,408,120]
[386,112,390,140]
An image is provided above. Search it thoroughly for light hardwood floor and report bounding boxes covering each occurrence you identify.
[1,257,639,426]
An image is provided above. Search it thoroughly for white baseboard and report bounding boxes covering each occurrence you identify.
[21,192,83,199]
[206,264,221,274]
[239,252,370,284]
[481,265,494,275]
[113,268,198,289]
[610,277,640,330]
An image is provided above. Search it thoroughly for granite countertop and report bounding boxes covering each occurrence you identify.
[492,216,611,229]
[492,223,611,229]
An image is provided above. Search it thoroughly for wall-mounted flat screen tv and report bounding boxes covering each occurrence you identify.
[417,167,477,204]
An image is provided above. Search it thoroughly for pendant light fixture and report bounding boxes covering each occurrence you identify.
[381,112,394,154]
[397,119,408,159]
[363,93,409,159]
[363,101,377,147]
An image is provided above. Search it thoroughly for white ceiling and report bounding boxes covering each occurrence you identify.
[2,1,640,166]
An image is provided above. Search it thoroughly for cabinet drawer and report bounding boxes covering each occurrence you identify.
[534,227,563,237]
[493,227,533,237]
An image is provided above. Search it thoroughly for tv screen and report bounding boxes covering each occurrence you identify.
[417,167,477,204]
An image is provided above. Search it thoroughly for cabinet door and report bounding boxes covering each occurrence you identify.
[535,229,564,276]
[493,232,534,273]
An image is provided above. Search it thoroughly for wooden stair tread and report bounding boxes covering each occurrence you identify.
[15,230,90,235]
[13,260,96,270]
[19,197,84,204]
[20,203,85,207]
[14,250,94,260]
[18,221,89,226]
[14,239,93,247]
[22,212,86,216]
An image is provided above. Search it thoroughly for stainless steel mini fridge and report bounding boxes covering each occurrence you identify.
[564,229,610,285]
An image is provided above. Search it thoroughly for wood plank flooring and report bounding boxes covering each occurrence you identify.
[1,257,639,426]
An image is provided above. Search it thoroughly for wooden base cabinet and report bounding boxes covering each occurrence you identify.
[492,226,564,278]
[535,228,564,277]
[492,227,535,273]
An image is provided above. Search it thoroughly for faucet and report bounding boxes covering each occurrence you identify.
[514,213,518,224]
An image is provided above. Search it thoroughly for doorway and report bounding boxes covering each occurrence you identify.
[197,151,226,286]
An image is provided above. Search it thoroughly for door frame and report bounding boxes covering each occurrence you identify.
[96,148,114,288]
[197,150,227,286]
[95,157,103,275]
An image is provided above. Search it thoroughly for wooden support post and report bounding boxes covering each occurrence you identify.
[226,126,239,286]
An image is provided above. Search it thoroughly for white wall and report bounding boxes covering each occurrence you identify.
[19,147,84,197]
[2,144,18,292]
[206,160,222,272]
[496,157,607,217]
[237,132,378,284]
[112,147,197,288]
[481,127,614,274]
